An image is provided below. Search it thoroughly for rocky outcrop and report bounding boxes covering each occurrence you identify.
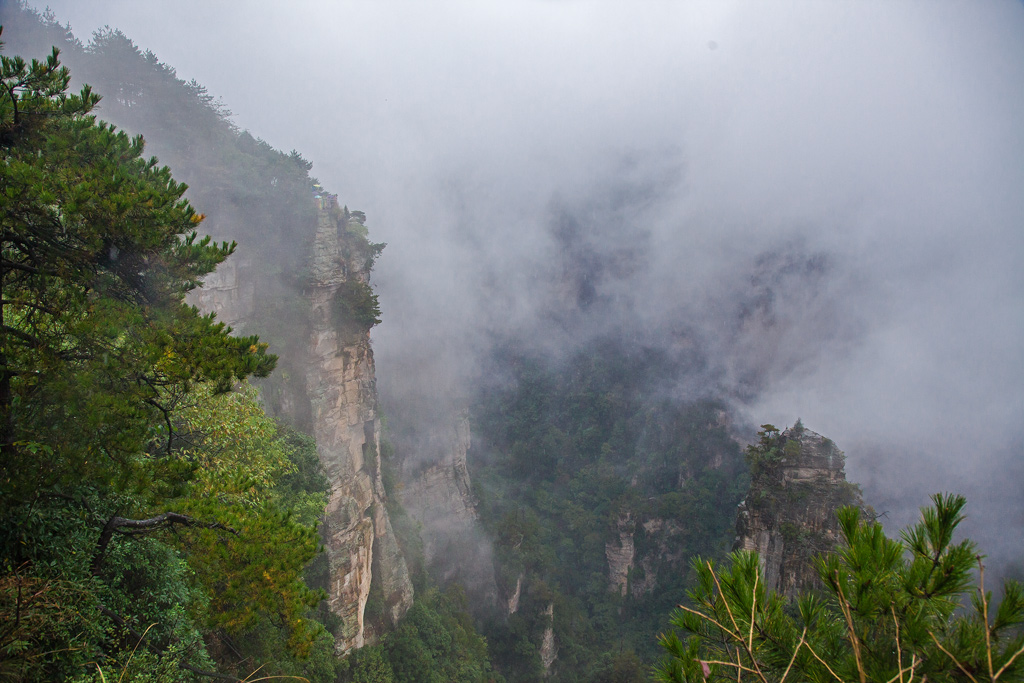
[601,409,734,600]
[190,196,413,654]
[187,254,255,330]
[400,411,475,527]
[304,200,412,651]
[734,423,863,598]
[540,602,557,676]
[507,574,523,615]
[623,518,686,599]
[606,513,635,595]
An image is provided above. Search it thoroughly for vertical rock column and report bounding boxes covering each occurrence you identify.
[605,513,635,596]
[540,603,558,676]
[305,200,412,653]
[190,196,412,653]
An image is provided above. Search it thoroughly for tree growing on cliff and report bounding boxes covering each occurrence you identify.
[657,493,1024,683]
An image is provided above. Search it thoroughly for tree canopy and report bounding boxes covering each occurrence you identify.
[0,33,275,481]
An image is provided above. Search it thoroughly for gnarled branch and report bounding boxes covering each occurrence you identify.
[92,511,238,574]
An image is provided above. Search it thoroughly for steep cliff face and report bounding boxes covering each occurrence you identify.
[9,6,413,654]
[735,423,863,598]
[606,513,635,596]
[399,411,497,602]
[539,602,557,676]
[303,199,413,651]
[400,411,476,529]
[191,196,412,653]
[187,254,256,330]
[606,517,688,600]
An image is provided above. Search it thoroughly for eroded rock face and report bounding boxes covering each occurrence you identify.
[401,412,476,526]
[188,254,255,330]
[190,198,413,654]
[624,518,686,599]
[735,423,864,598]
[540,602,557,676]
[305,201,413,652]
[606,513,635,595]
[507,574,523,615]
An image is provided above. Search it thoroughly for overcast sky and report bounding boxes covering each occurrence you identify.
[27,0,1024,566]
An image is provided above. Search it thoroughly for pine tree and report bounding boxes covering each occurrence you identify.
[0,34,275,489]
[657,494,1024,683]
[0,36,300,681]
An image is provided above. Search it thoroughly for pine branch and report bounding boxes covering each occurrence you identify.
[930,632,980,683]
[92,511,238,574]
[707,561,769,683]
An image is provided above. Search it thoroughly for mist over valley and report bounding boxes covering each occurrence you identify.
[3,1,1023,680]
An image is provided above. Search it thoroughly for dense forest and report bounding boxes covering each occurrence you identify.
[468,341,748,681]
[2,4,1022,683]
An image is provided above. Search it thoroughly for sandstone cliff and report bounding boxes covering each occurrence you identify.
[400,411,476,531]
[734,422,864,598]
[303,200,413,651]
[191,195,413,653]
[187,253,255,330]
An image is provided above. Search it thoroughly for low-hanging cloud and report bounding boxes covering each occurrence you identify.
[28,0,1024,569]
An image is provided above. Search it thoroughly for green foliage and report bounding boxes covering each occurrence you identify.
[167,384,325,651]
[0,30,333,681]
[342,206,387,272]
[2,5,385,426]
[340,587,500,683]
[343,645,396,683]
[471,341,748,681]
[591,650,649,683]
[277,426,331,526]
[0,485,219,681]
[744,424,783,481]
[657,494,1024,683]
[0,30,276,490]
[333,278,383,337]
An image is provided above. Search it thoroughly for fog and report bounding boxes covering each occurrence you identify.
[27,1,1024,567]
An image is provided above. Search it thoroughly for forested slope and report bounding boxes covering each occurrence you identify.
[0,23,334,683]
[465,340,749,682]
[0,5,500,680]
[0,4,361,680]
